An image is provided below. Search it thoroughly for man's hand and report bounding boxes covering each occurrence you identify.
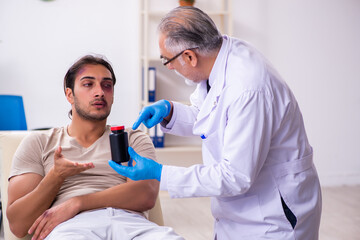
[108,147,163,181]
[52,146,94,180]
[132,99,171,130]
[28,197,81,240]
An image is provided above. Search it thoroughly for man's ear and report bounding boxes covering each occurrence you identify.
[184,49,198,67]
[65,88,74,104]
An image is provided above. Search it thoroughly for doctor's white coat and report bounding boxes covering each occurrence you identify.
[160,36,322,239]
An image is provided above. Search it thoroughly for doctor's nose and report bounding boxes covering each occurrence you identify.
[166,62,175,70]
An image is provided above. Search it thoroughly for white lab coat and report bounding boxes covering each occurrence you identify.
[160,36,321,239]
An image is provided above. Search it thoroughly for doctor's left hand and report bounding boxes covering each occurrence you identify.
[108,147,163,182]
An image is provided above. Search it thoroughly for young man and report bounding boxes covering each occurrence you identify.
[7,55,183,240]
[110,6,322,240]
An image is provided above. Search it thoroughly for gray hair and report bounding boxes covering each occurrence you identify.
[158,6,223,55]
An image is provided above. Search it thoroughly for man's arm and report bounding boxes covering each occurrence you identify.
[7,146,94,238]
[76,178,159,212]
[7,172,62,237]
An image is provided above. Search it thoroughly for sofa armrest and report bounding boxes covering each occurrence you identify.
[0,131,32,240]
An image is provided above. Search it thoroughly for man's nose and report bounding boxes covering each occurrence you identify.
[94,84,105,97]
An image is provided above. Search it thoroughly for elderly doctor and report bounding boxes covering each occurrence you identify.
[109,6,322,240]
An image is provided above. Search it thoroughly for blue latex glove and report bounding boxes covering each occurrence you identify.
[132,99,171,130]
[108,147,163,181]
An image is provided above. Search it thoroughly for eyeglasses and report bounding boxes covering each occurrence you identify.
[160,47,198,66]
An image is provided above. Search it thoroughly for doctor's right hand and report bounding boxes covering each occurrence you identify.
[132,99,172,130]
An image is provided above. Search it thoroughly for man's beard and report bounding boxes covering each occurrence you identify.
[174,70,197,86]
[74,97,110,122]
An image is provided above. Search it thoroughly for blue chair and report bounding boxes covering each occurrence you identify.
[0,95,27,131]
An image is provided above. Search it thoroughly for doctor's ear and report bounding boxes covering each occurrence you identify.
[184,49,198,67]
[65,88,74,104]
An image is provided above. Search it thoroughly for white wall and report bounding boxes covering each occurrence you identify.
[1,0,359,186]
[0,0,141,129]
[233,0,360,186]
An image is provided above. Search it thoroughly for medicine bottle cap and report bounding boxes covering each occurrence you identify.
[111,126,125,131]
